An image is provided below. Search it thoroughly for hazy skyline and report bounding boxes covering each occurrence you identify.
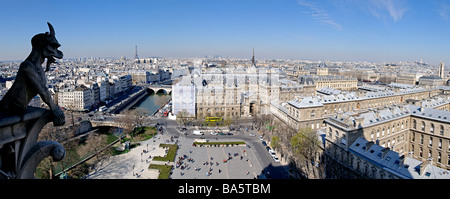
[1,0,450,65]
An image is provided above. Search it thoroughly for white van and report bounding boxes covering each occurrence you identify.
[193,130,204,136]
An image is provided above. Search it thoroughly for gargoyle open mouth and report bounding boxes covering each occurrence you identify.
[44,22,63,71]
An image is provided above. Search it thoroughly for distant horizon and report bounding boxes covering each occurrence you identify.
[0,54,442,66]
[1,1,450,66]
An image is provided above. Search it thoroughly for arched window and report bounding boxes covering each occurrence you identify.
[430,123,434,134]
[328,127,332,137]
[413,120,417,129]
[311,110,316,118]
[421,121,425,131]
[440,125,444,136]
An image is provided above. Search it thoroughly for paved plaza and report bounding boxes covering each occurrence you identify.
[86,133,174,179]
[86,128,265,179]
[171,141,264,179]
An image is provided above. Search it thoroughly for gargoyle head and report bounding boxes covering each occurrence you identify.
[31,22,63,71]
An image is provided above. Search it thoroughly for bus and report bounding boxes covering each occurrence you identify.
[205,117,222,122]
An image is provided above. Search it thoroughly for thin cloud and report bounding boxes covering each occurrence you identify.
[437,2,450,20]
[297,0,343,31]
[367,0,408,22]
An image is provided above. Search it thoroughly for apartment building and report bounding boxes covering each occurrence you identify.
[57,85,94,111]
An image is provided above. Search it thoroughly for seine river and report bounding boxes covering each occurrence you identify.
[131,93,170,115]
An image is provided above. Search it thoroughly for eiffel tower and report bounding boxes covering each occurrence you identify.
[134,45,139,60]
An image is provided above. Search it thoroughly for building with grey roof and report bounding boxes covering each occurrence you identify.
[323,97,450,175]
[348,137,450,179]
[418,75,444,87]
[299,75,358,91]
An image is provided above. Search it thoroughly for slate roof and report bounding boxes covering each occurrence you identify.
[349,137,450,179]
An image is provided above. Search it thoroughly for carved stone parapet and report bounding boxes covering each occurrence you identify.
[0,107,65,179]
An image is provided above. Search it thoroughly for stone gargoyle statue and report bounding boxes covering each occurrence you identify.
[0,22,66,179]
[0,22,65,126]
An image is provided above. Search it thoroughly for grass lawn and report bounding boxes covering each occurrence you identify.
[130,126,158,142]
[148,164,173,179]
[152,144,178,162]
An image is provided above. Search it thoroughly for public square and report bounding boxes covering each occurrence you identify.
[171,139,264,179]
[86,118,287,179]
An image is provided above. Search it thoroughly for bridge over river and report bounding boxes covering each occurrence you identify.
[108,84,172,114]
[147,85,172,95]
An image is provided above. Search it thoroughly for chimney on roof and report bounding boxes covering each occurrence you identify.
[420,103,426,113]
[355,116,364,127]
[418,161,427,176]
[365,141,374,152]
[381,147,390,159]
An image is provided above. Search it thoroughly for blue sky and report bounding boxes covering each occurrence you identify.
[1,0,450,65]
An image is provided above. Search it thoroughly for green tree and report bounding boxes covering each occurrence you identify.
[290,127,320,161]
[290,127,322,178]
[271,135,281,151]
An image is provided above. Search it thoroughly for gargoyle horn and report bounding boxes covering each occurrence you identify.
[47,22,55,36]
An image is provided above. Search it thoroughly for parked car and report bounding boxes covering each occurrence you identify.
[269,151,276,157]
[259,136,264,141]
[268,148,275,154]
[249,133,255,136]
[272,156,280,162]
[262,141,267,146]
[210,131,218,135]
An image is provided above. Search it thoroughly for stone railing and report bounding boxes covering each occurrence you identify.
[0,107,65,179]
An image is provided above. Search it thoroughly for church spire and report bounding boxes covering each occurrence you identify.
[251,48,256,67]
[439,61,445,79]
